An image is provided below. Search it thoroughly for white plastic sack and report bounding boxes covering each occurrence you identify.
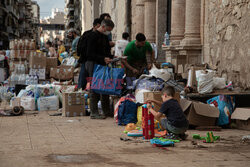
[213,77,226,89]
[115,40,129,58]
[20,97,36,111]
[149,64,171,81]
[37,96,59,111]
[135,89,151,103]
[196,70,215,94]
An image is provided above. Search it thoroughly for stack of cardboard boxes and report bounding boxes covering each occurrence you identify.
[29,52,47,80]
[9,39,36,74]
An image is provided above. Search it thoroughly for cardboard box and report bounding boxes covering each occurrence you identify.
[50,66,74,81]
[143,91,180,112]
[10,97,21,107]
[231,108,250,131]
[29,52,46,69]
[62,92,86,117]
[29,68,46,80]
[46,57,58,74]
[180,99,220,126]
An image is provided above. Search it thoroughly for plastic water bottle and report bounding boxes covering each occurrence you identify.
[34,75,38,85]
[164,32,170,46]
[21,64,25,74]
[31,75,35,85]
[14,73,18,86]
[26,75,30,85]
[10,74,15,87]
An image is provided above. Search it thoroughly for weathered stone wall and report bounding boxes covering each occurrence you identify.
[131,0,138,40]
[203,0,250,89]
[81,0,92,33]
[99,0,127,41]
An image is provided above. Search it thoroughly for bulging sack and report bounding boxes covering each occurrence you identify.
[149,64,171,81]
[196,70,215,94]
[213,77,226,90]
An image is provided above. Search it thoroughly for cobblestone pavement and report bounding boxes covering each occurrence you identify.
[0,111,250,167]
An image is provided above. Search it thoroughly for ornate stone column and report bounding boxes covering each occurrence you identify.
[181,0,201,45]
[170,0,185,45]
[135,0,145,34]
[144,0,156,43]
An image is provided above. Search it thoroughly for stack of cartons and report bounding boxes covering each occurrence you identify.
[29,52,46,80]
[9,39,36,74]
[46,57,58,77]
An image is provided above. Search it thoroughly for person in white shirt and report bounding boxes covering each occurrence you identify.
[115,32,130,58]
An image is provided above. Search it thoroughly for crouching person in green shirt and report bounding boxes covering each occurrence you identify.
[122,33,155,80]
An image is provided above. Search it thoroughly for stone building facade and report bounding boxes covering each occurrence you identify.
[80,0,167,63]
[0,0,40,49]
[203,0,250,89]
[164,0,250,89]
[80,0,250,88]
[40,9,65,47]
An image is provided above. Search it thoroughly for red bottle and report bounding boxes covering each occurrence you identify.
[142,104,155,139]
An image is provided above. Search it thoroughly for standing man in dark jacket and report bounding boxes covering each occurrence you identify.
[85,19,115,119]
[77,18,101,89]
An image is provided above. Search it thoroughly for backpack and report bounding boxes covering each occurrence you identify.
[77,29,92,64]
[118,100,138,126]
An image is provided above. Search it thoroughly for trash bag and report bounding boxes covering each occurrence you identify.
[91,64,124,96]
[149,64,171,81]
[118,100,137,126]
[133,76,164,91]
[196,70,215,94]
[207,95,235,126]
[213,77,226,90]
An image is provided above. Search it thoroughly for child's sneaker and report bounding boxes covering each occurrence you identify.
[165,133,180,140]
[179,133,188,141]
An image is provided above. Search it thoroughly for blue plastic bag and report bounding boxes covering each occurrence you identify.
[207,95,235,126]
[118,100,137,126]
[91,64,124,95]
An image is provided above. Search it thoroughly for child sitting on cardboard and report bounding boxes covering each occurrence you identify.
[147,86,189,140]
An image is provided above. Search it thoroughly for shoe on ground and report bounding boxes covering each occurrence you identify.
[165,133,180,140]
